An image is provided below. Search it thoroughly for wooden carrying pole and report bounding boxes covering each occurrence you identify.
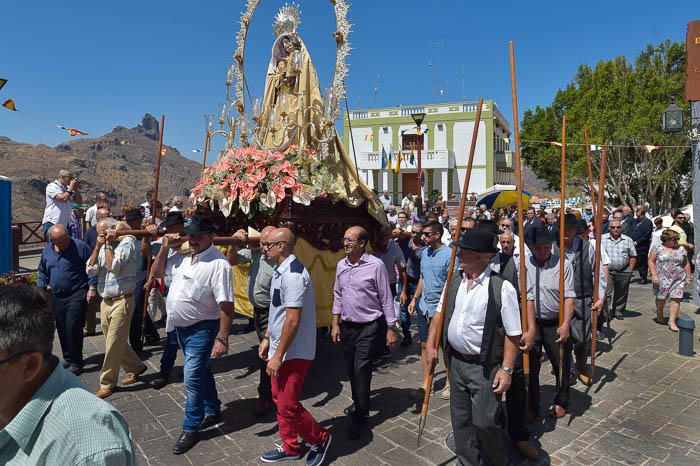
[591,143,608,372]
[142,114,166,343]
[416,97,484,445]
[558,114,566,389]
[509,41,529,390]
[116,230,260,247]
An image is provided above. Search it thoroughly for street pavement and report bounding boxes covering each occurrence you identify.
[64,280,700,465]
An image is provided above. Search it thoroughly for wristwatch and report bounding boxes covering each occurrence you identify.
[501,366,514,376]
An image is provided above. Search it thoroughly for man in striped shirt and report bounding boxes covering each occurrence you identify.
[86,218,146,399]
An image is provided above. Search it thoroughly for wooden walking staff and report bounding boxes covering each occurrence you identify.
[416,97,484,445]
[509,41,530,393]
[590,143,608,373]
[557,114,566,391]
[142,114,166,343]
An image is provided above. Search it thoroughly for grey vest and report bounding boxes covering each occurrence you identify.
[554,240,593,298]
[442,272,505,366]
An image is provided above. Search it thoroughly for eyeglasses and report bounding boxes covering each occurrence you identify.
[499,224,512,229]
[343,238,357,245]
[609,226,622,230]
[0,350,32,366]
[259,241,270,249]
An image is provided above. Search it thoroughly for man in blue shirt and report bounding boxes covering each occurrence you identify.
[408,220,454,398]
[37,224,95,374]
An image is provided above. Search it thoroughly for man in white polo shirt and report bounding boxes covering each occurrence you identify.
[258,228,332,466]
[42,170,82,238]
[149,213,234,455]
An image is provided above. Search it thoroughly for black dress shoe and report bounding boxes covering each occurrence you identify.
[401,336,412,347]
[172,431,198,455]
[151,377,169,390]
[199,414,221,430]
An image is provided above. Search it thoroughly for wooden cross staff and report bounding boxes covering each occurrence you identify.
[558,114,566,392]
[142,114,165,344]
[416,97,484,445]
[509,41,530,398]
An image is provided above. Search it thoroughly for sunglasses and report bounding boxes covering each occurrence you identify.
[609,226,622,229]
[421,231,435,237]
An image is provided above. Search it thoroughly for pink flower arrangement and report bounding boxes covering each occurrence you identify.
[190,146,320,218]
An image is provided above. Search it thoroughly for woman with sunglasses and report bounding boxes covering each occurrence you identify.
[648,229,691,331]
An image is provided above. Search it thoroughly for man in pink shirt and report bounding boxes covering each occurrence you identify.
[331,226,399,440]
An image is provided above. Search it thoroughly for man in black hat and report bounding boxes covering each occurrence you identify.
[555,215,606,386]
[521,224,575,419]
[145,211,188,390]
[123,208,160,355]
[425,229,522,466]
[150,213,235,455]
[491,230,539,461]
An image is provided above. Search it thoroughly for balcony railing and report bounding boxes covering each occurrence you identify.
[355,150,452,170]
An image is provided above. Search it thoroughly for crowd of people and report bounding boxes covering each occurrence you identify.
[1,171,695,465]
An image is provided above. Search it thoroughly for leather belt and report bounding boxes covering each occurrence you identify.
[103,293,134,302]
[452,350,480,362]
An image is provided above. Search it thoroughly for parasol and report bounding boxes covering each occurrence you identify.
[475,184,531,209]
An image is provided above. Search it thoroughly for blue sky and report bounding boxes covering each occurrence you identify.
[0,1,696,163]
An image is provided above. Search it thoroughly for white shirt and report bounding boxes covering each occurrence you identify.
[268,254,316,361]
[42,180,71,226]
[373,241,405,284]
[165,245,234,332]
[440,268,522,355]
[85,204,98,227]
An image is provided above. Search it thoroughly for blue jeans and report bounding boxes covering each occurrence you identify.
[398,280,418,339]
[175,319,221,433]
[159,330,179,378]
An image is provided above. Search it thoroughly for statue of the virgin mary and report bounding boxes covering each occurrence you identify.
[259,4,384,223]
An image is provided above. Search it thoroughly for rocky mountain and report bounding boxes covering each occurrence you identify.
[0,114,201,221]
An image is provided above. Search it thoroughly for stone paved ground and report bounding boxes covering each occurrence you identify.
[65,280,700,466]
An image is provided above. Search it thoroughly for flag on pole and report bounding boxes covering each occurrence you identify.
[381,146,388,169]
[2,99,16,111]
[394,151,402,173]
[409,150,415,165]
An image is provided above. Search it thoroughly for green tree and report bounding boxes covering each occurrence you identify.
[521,40,690,215]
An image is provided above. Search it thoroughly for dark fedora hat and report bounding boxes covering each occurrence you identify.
[164,211,185,228]
[476,219,498,235]
[184,214,217,235]
[530,224,556,245]
[452,228,498,253]
[124,208,143,222]
[563,213,579,230]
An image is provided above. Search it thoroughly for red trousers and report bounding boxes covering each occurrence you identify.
[271,358,328,455]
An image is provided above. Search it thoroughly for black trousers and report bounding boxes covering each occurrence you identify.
[528,319,571,411]
[571,297,592,373]
[341,317,386,418]
[506,353,530,443]
[636,250,649,280]
[450,354,505,466]
[129,279,159,354]
[53,287,88,367]
[254,306,272,402]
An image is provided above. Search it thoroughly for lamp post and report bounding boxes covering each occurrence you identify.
[411,112,426,217]
[662,102,684,133]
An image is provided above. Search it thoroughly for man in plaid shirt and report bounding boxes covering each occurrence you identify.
[601,220,637,320]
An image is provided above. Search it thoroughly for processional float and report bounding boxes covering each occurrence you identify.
[190,2,385,325]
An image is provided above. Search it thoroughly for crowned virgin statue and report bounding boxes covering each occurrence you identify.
[259,4,384,223]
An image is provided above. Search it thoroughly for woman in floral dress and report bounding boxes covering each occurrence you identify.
[648,229,691,331]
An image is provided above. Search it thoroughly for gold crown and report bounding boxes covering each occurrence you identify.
[273,3,301,37]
